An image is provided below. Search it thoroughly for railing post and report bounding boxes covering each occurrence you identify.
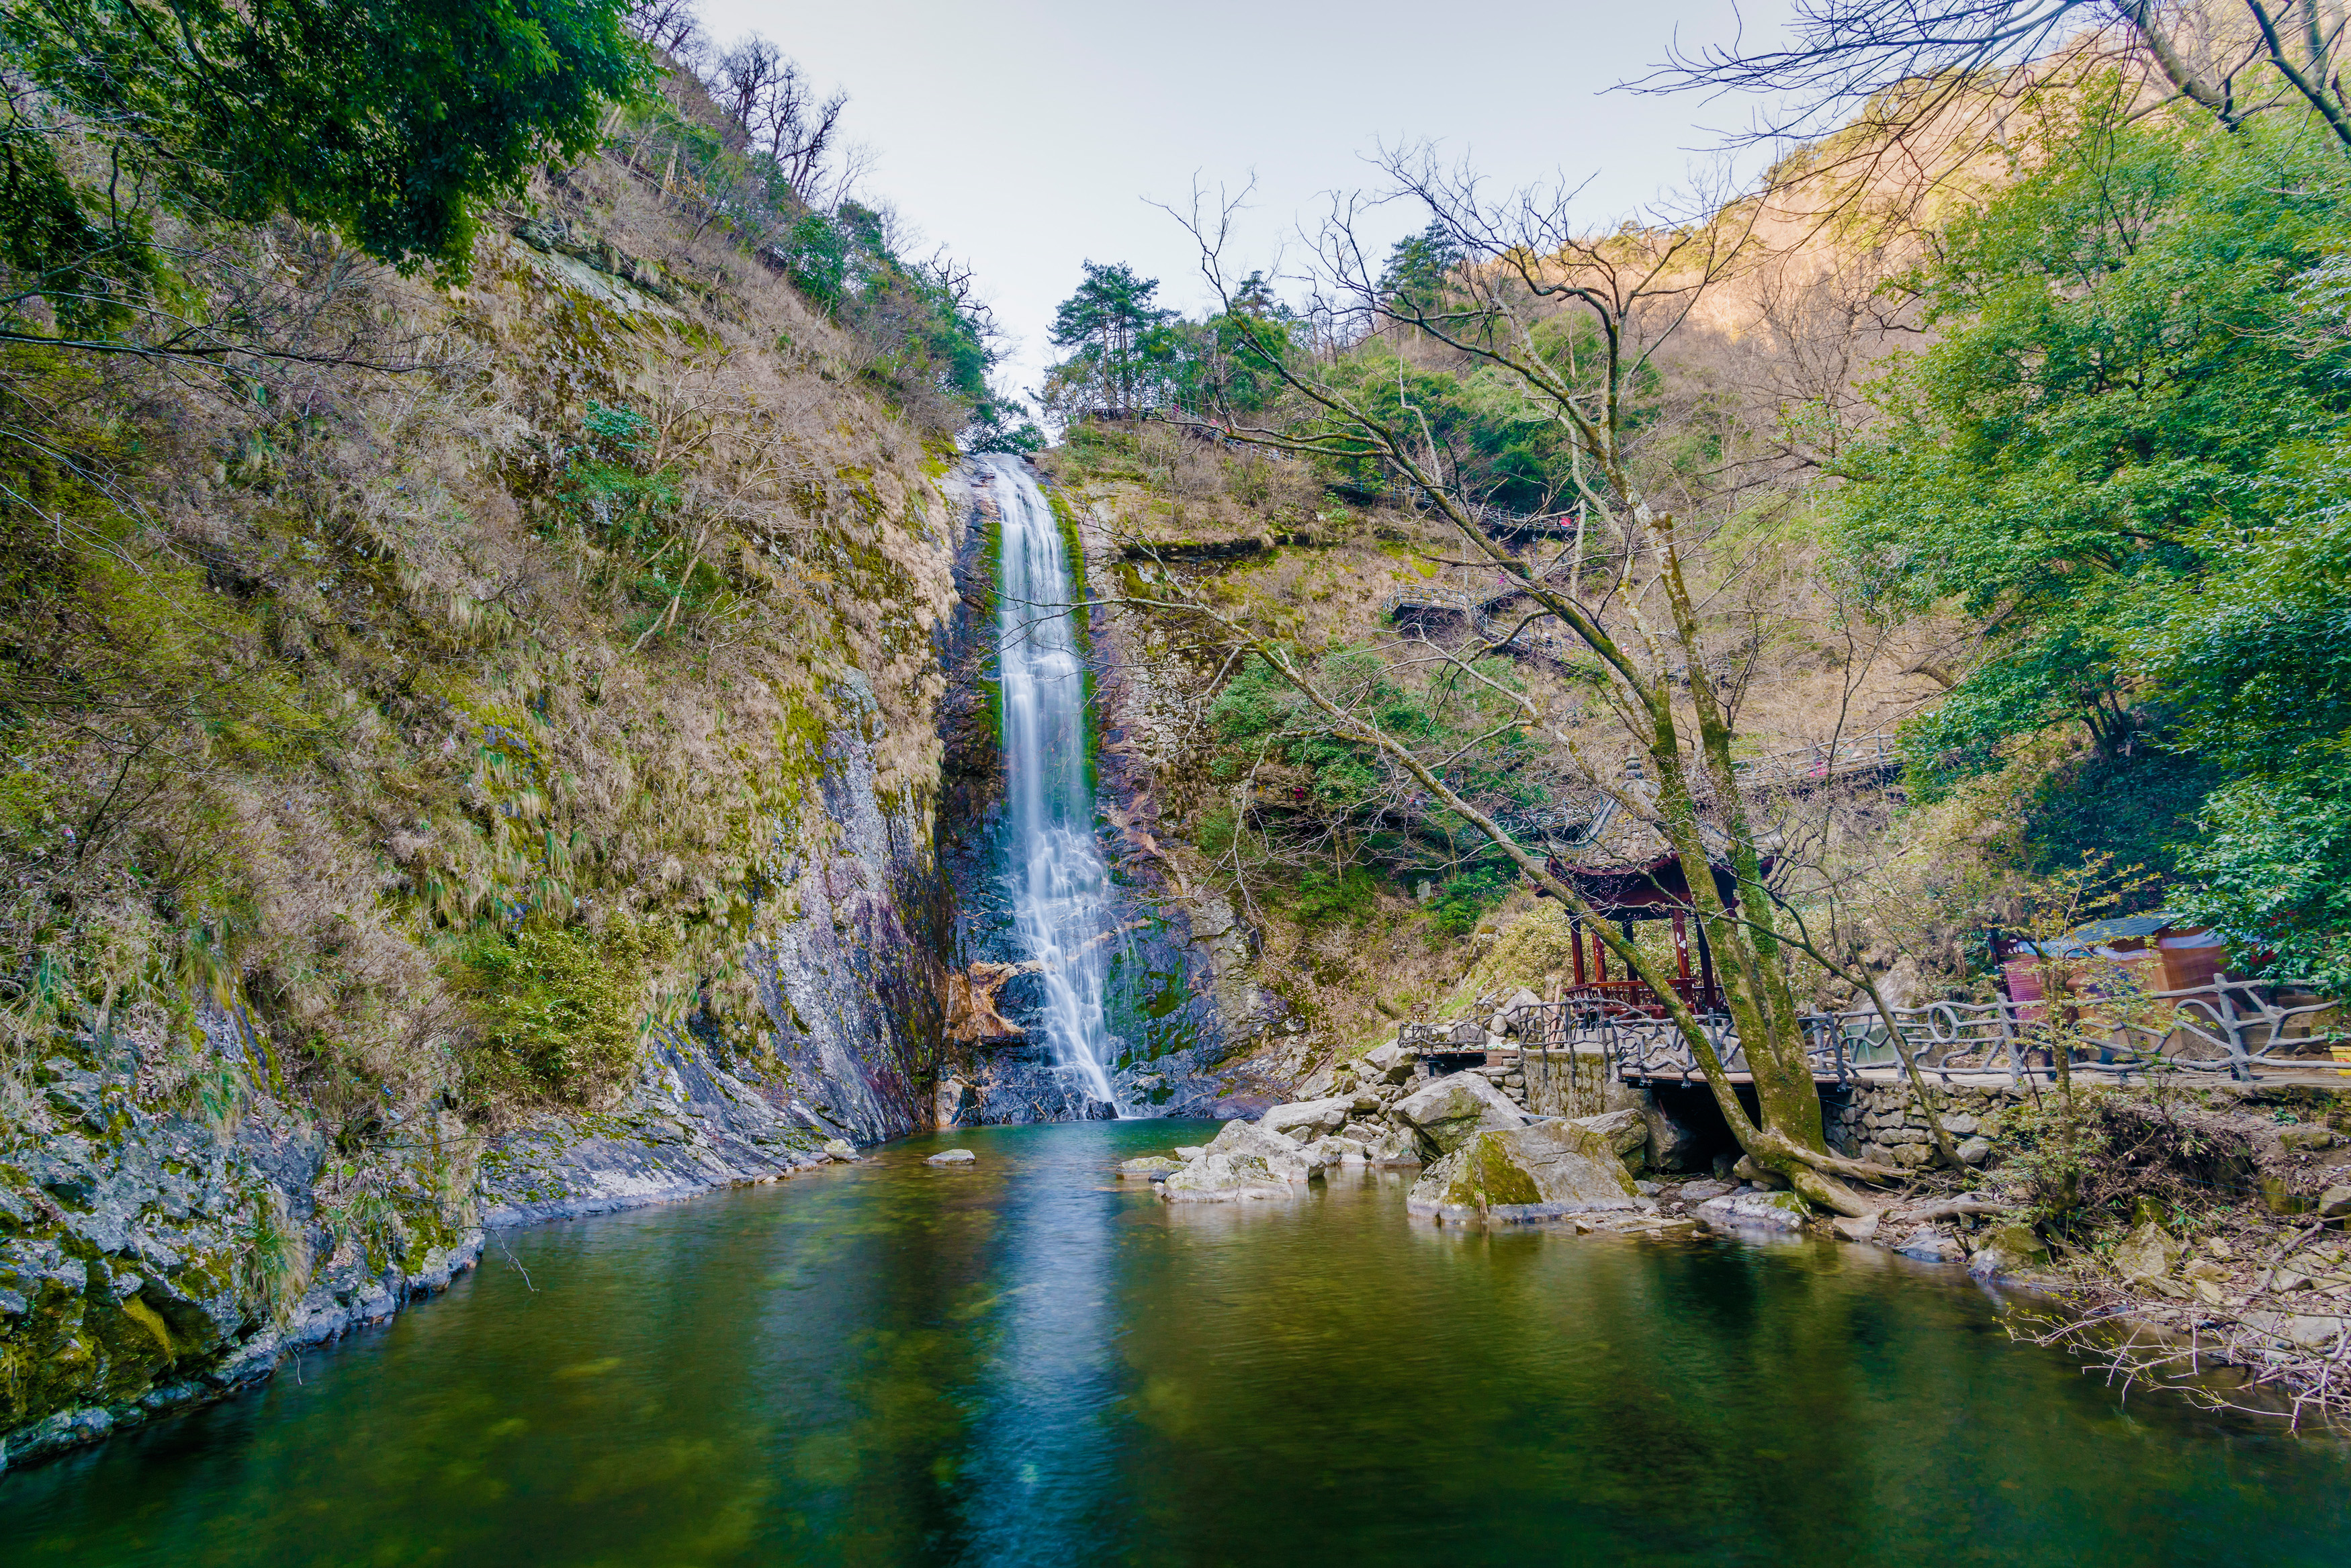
[2213,974,2254,1081]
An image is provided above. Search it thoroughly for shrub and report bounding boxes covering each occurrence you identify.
[457,921,666,1104]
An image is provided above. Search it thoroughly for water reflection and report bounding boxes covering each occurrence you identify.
[3,1120,2346,1567]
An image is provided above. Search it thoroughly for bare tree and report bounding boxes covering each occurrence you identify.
[1135,154,1982,1212]
[711,36,849,201]
[1636,1,2351,152]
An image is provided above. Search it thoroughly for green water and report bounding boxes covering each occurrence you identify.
[5,1119,2348,1566]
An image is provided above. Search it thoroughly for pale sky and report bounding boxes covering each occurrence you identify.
[693,1,1798,411]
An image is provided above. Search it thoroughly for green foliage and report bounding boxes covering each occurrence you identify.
[1043,261,1178,422]
[1202,649,1537,884]
[1287,866,1380,929]
[455,920,665,1103]
[1840,94,2351,985]
[1429,864,1513,937]
[2019,747,2224,898]
[1841,97,2351,763]
[3,0,648,316]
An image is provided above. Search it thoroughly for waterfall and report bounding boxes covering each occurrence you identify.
[979,453,1122,1112]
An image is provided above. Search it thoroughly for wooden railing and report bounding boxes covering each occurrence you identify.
[1405,977,2346,1086]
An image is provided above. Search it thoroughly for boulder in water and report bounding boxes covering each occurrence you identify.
[1393,1071,1527,1159]
[1406,1121,1640,1224]
[1160,1119,1315,1203]
[822,1138,860,1161]
[924,1149,977,1166]
[1262,1096,1353,1142]
[1967,1222,2049,1278]
[1698,1189,1812,1232]
[1119,1156,1180,1179]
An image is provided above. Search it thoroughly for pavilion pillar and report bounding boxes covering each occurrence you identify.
[1671,911,1692,980]
[1570,918,1587,986]
[1695,919,1716,1010]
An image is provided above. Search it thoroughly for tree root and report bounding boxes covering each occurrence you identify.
[1788,1166,1879,1218]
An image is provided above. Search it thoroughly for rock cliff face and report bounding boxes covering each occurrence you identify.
[0,150,979,1467]
[1,673,964,1471]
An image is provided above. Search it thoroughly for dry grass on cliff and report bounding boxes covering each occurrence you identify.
[1,130,961,1146]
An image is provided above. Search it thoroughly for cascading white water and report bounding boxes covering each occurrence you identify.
[979,453,1122,1111]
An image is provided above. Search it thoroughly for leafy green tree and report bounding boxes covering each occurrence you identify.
[1378,220,1466,320]
[3,0,650,342]
[1834,96,2351,983]
[1044,260,1176,420]
[1836,100,2351,773]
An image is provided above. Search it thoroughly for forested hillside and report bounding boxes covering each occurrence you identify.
[1034,54,2351,1063]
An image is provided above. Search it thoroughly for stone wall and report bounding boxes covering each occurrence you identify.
[1826,1080,2016,1167]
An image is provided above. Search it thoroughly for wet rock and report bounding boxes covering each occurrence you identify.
[1119,1157,1180,1179]
[1261,1097,1353,1142]
[924,1149,977,1166]
[1831,1213,1881,1243]
[1698,1191,1811,1232]
[1406,1121,1640,1224]
[1161,1120,1313,1203]
[1968,1222,2049,1278]
[1392,1072,1527,1160]
[1896,1228,1966,1262]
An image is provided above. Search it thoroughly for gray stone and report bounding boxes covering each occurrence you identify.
[2280,1125,2339,1153]
[1957,1136,1993,1166]
[1118,1157,1180,1179]
[1392,1071,1528,1159]
[924,1149,976,1166]
[1406,1121,1640,1224]
[1173,1146,1206,1160]
[1830,1213,1881,1243]
[1161,1120,1313,1203]
[1362,1044,1415,1085]
[1942,1113,1982,1137]
[2113,1220,2182,1287]
[1968,1221,2049,1278]
[1898,1228,1967,1262]
[1677,1179,1734,1202]
[1261,1097,1354,1141]
[1698,1190,1811,1232]
[1568,1109,1650,1160]
[2320,1185,2351,1220]
[822,1138,860,1161]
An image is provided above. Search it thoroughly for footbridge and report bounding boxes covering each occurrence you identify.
[1401,977,2348,1089]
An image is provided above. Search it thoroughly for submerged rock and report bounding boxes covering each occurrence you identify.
[1405,1121,1640,1225]
[924,1149,977,1166]
[1697,1190,1812,1232]
[1895,1228,1966,1262]
[1392,1072,1527,1160]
